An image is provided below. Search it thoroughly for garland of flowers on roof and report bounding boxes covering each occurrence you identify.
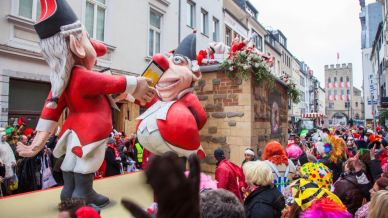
[280,74,300,104]
[220,47,273,84]
[220,38,300,103]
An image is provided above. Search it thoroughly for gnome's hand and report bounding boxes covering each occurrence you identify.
[16,131,50,157]
[133,78,156,105]
[122,152,201,218]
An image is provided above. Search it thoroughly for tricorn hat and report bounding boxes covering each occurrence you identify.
[175,33,196,61]
[34,0,78,39]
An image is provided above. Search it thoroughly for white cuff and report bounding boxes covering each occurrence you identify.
[125,76,138,95]
[36,118,58,133]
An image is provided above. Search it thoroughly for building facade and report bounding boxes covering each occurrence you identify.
[325,63,354,125]
[318,87,326,115]
[359,0,382,123]
[353,87,365,120]
[180,0,224,51]
[264,33,282,77]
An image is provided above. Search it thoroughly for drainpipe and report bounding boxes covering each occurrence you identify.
[178,0,181,44]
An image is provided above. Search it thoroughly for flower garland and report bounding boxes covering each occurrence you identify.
[220,48,273,85]
[220,44,300,103]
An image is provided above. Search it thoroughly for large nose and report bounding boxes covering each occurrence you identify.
[90,40,107,57]
[152,54,169,71]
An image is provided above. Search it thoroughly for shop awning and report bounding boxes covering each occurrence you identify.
[302,113,324,118]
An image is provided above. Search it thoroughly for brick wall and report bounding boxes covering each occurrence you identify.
[195,70,288,172]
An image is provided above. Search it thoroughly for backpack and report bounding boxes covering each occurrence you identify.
[266,160,291,193]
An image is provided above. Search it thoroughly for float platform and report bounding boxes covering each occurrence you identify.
[0,172,153,218]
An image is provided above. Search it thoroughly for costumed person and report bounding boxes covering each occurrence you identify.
[286,144,303,166]
[196,41,228,66]
[282,162,333,217]
[134,32,207,159]
[287,178,350,218]
[355,177,388,218]
[315,135,346,182]
[334,157,372,215]
[0,128,17,196]
[242,148,256,166]
[229,33,258,57]
[103,138,122,177]
[16,0,155,207]
[262,141,296,193]
[134,139,143,169]
[214,148,247,201]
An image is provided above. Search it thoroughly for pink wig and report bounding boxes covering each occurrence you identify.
[286,144,303,159]
[185,171,217,191]
[301,198,352,218]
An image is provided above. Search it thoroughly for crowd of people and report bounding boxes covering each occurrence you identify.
[0,117,145,197]
[2,118,388,218]
[210,125,388,218]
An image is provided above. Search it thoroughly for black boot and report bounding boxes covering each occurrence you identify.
[72,173,110,207]
[60,172,75,201]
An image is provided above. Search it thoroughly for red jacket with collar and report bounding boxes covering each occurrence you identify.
[40,66,128,146]
[137,92,207,153]
[215,160,247,201]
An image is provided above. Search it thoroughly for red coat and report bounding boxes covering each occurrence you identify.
[215,160,247,201]
[196,49,214,66]
[40,66,128,150]
[137,92,207,156]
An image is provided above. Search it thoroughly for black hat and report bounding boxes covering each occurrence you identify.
[175,33,196,61]
[214,148,225,161]
[34,0,78,39]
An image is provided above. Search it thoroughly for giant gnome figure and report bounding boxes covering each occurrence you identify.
[16,0,154,207]
[135,33,207,161]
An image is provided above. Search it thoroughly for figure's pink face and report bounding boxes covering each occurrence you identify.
[155,55,201,101]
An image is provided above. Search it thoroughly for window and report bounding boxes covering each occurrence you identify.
[328,90,332,95]
[225,26,232,46]
[341,90,344,95]
[300,91,305,102]
[356,102,359,107]
[329,102,334,108]
[328,77,331,83]
[252,31,263,51]
[233,32,241,40]
[334,90,337,95]
[212,17,219,41]
[85,0,106,41]
[18,0,41,20]
[300,76,305,87]
[186,1,195,28]
[148,9,162,56]
[340,77,343,82]
[334,77,337,82]
[346,76,350,82]
[200,9,208,36]
[347,89,350,94]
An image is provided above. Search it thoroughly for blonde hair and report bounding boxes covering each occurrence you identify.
[368,190,388,218]
[243,160,274,186]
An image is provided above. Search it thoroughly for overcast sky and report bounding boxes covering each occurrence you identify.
[250,0,375,90]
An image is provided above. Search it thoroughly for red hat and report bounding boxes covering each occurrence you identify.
[23,128,34,137]
[90,40,107,57]
[17,116,26,126]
